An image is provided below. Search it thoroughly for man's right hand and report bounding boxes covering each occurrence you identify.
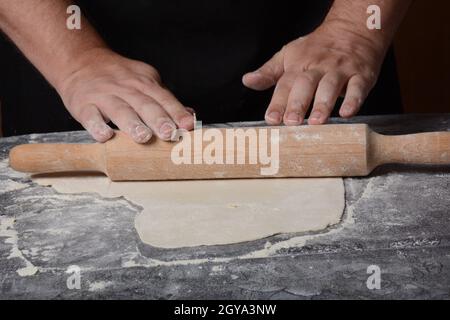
[56,48,194,143]
[0,0,195,143]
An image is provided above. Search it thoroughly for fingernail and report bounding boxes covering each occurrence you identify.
[179,115,194,129]
[159,122,176,139]
[133,125,152,143]
[266,111,281,123]
[286,112,300,124]
[310,111,322,121]
[340,106,352,117]
[94,123,113,138]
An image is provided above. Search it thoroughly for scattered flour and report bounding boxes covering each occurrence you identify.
[88,281,114,292]
[0,216,38,276]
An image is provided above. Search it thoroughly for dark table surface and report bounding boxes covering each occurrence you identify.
[1,114,449,299]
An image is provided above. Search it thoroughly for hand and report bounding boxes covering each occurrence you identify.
[243,23,386,126]
[56,48,194,143]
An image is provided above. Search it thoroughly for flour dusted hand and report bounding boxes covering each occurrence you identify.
[56,48,194,143]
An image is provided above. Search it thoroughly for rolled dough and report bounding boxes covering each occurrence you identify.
[32,175,345,249]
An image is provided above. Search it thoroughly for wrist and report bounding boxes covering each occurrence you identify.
[318,18,389,57]
[53,46,114,94]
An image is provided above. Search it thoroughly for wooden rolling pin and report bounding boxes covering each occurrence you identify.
[9,124,450,181]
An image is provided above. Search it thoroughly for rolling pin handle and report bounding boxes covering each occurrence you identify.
[9,143,106,175]
[370,131,450,167]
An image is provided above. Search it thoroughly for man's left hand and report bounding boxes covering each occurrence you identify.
[243,22,386,125]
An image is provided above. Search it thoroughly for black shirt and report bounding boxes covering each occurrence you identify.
[0,0,402,136]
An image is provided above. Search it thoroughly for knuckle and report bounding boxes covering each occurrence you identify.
[289,99,307,112]
[121,78,147,91]
[299,72,316,84]
[314,99,331,111]
[325,56,347,68]
[110,104,133,118]
[345,93,363,104]
[156,88,175,103]
[352,84,366,96]
[142,66,161,82]
[350,60,365,72]
[321,77,340,88]
[351,97,363,107]
[143,76,161,86]
[352,75,375,92]
[133,102,150,114]
[139,80,161,95]
[132,60,159,75]
[347,92,364,104]
[355,66,377,85]
[133,100,160,115]
[364,74,377,89]
[268,103,285,111]
[76,105,94,121]
[280,72,296,85]
[267,104,286,113]
[119,86,142,97]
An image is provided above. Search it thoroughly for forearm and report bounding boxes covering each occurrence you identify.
[322,0,412,54]
[0,0,107,89]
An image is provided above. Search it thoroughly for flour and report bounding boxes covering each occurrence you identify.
[0,179,27,193]
[0,216,38,276]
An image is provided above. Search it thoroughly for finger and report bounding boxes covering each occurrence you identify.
[75,104,114,143]
[339,75,370,118]
[139,84,194,131]
[308,72,349,125]
[243,50,284,91]
[284,70,322,126]
[99,97,153,143]
[264,74,295,125]
[123,93,177,141]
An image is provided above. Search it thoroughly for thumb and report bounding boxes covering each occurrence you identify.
[243,50,284,91]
